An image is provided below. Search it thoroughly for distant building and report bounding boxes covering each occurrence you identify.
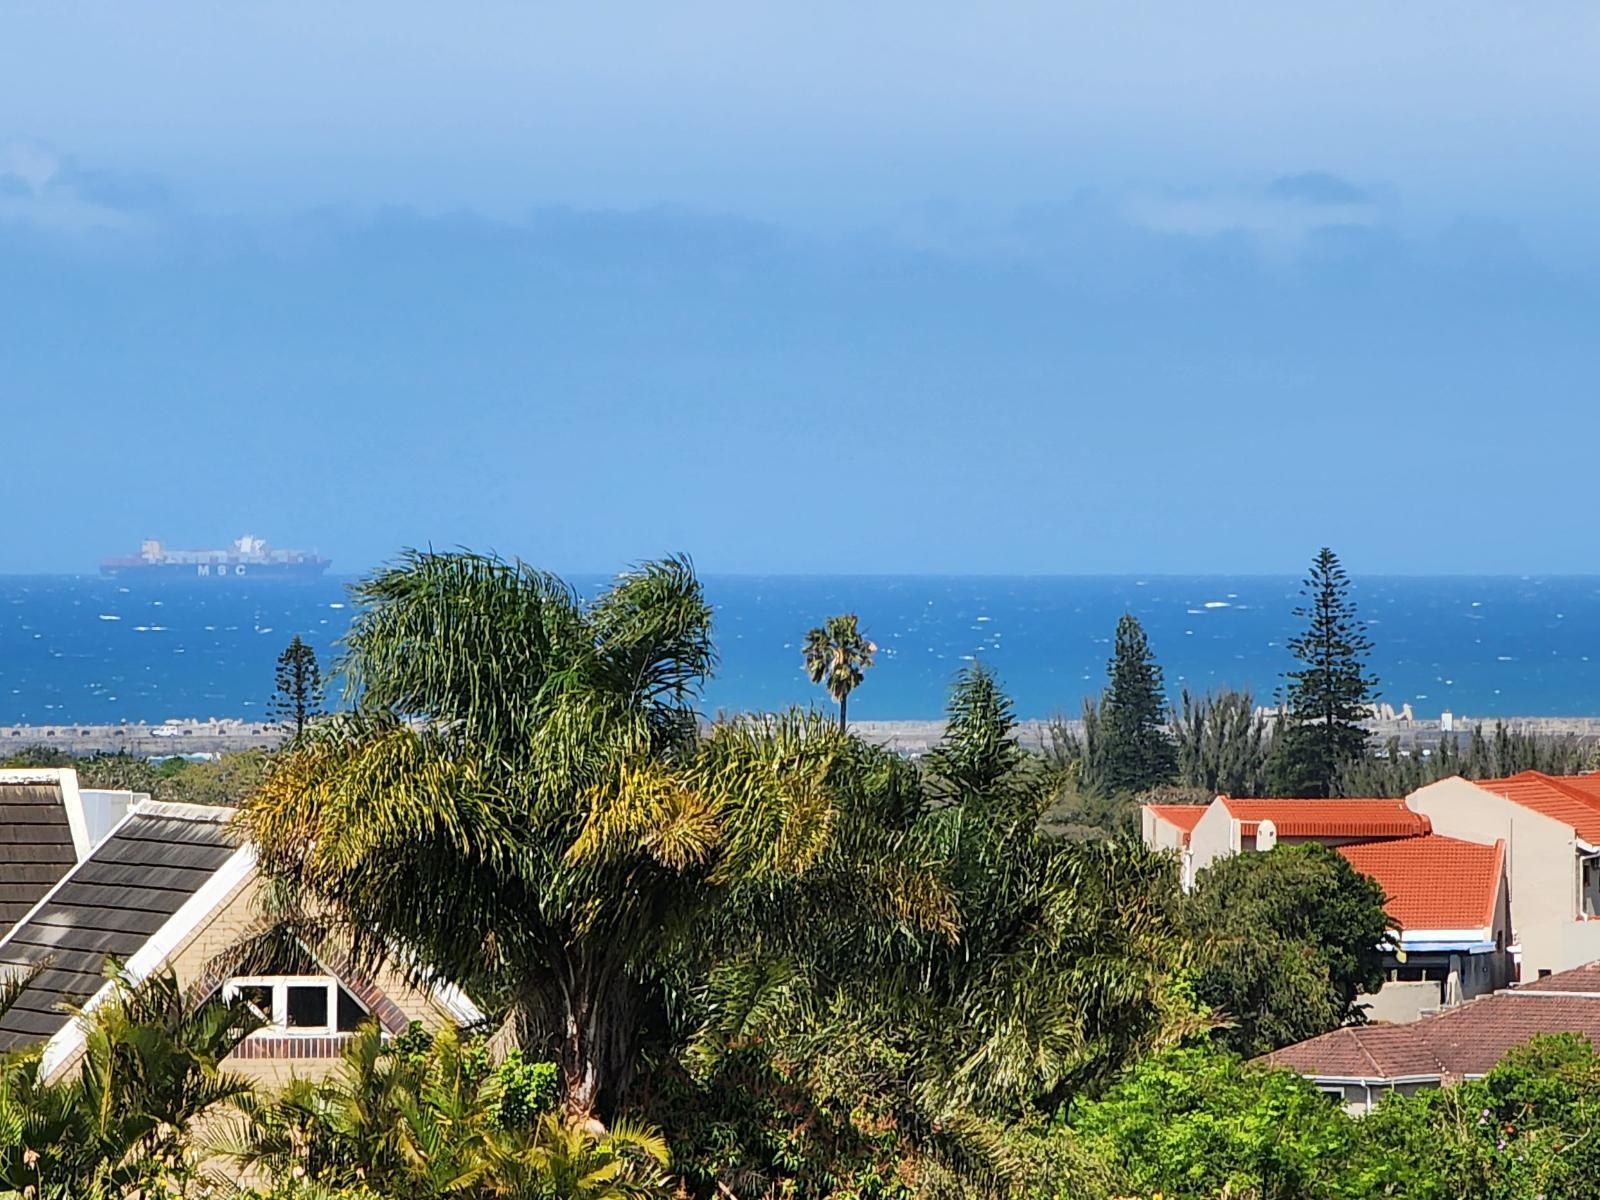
[1409,771,1600,980]
[1262,961,1600,1115]
[1144,793,1512,1022]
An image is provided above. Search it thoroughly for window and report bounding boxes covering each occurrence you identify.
[223,976,370,1035]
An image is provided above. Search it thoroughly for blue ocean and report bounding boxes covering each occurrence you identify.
[2,574,1599,725]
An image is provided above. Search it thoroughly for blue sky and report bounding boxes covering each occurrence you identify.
[4,3,1600,575]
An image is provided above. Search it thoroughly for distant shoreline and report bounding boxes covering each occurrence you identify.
[9,714,1600,758]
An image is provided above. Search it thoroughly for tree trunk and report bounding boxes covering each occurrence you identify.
[534,944,638,1122]
[839,692,848,732]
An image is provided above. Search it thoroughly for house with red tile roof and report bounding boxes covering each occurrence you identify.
[1408,772,1600,982]
[1261,960,1600,1114]
[1184,795,1430,873]
[1143,793,1512,1021]
[1336,835,1510,1021]
[1140,804,1205,887]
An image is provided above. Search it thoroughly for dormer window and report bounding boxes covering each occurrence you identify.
[224,975,369,1035]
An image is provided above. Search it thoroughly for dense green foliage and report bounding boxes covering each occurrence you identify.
[648,662,1198,1196]
[1026,1035,1600,1200]
[0,747,272,806]
[0,968,668,1200]
[1183,843,1391,1057]
[1270,548,1378,798]
[18,967,1600,1199]
[803,612,877,730]
[0,966,262,1198]
[1096,615,1178,796]
[233,1024,667,1198]
[1037,1045,1356,1200]
[1174,688,1272,797]
[1337,721,1600,797]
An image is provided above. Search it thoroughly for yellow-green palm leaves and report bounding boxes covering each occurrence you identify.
[239,552,947,1121]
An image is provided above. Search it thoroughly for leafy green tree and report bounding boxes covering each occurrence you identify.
[1270,548,1377,797]
[1185,842,1390,1056]
[923,661,1025,798]
[1175,688,1271,797]
[268,634,324,738]
[1350,1034,1600,1200]
[241,552,942,1121]
[1039,1045,1353,1200]
[665,666,1197,1197]
[803,613,876,731]
[1097,614,1177,795]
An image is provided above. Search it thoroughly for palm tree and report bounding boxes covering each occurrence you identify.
[0,965,261,1196]
[233,1022,672,1197]
[803,613,876,730]
[241,551,944,1121]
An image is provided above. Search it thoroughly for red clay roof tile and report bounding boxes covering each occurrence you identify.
[1145,804,1207,845]
[1337,835,1504,933]
[1220,797,1431,839]
[1474,772,1600,844]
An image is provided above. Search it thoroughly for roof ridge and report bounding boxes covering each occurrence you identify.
[1483,839,1506,927]
[129,799,236,823]
[1533,773,1600,809]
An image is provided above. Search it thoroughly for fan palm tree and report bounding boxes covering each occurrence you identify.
[803,613,876,731]
[241,551,947,1122]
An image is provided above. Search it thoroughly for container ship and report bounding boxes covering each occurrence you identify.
[100,536,331,581]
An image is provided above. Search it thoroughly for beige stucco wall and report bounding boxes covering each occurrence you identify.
[1142,809,1190,853]
[1187,801,1237,874]
[1359,980,1441,1024]
[1141,809,1199,888]
[1408,777,1594,979]
[45,865,463,1089]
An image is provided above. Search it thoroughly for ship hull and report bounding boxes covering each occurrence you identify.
[100,561,330,581]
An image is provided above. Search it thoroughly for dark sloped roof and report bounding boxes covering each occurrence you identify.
[0,779,78,930]
[1264,961,1600,1081]
[1514,961,1600,994]
[0,803,240,1054]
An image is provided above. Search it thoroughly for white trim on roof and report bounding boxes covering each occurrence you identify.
[429,978,486,1026]
[0,767,90,862]
[1396,927,1493,946]
[1307,1073,1443,1087]
[37,833,254,1081]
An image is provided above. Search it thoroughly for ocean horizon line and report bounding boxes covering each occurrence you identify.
[11,569,1600,582]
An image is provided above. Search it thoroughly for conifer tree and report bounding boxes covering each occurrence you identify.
[1098,613,1177,794]
[1270,547,1377,797]
[268,634,324,739]
[925,662,1024,799]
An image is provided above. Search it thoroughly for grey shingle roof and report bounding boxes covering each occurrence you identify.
[0,780,78,930]
[0,803,240,1054]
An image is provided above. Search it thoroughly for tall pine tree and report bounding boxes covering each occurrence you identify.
[1270,547,1377,797]
[1098,613,1177,795]
[269,634,324,739]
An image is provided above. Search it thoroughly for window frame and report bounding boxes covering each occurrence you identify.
[222,974,368,1036]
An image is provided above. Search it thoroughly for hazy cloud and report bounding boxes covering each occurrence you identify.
[0,140,163,233]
